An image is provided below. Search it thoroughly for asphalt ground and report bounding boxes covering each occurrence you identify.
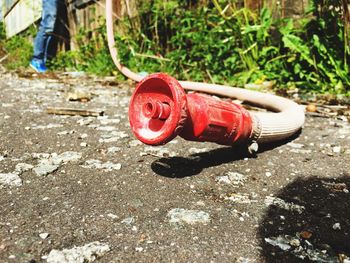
[0,70,349,263]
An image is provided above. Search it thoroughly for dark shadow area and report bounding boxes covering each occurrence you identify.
[151,145,251,178]
[151,147,251,178]
[258,129,302,153]
[151,131,301,178]
[259,175,350,262]
[46,0,70,61]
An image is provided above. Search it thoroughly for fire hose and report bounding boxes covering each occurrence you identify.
[105,0,305,151]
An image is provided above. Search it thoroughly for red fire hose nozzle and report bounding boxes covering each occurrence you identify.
[128,73,254,146]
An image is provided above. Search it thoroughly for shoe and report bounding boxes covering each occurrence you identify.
[30,59,47,73]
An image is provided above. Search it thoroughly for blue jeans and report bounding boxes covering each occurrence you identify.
[32,0,59,64]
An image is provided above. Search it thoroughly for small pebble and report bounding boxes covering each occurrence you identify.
[333,223,341,230]
[135,247,143,252]
[290,238,301,247]
[39,233,49,239]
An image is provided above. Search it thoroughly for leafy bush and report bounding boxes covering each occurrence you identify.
[112,0,350,94]
[50,19,116,76]
[3,36,33,70]
[0,24,35,70]
[0,22,6,41]
[279,0,350,93]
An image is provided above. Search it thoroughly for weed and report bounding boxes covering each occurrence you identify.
[3,35,33,70]
[0,2,349,95]
[50,19,116,76]
[114,0,350,94]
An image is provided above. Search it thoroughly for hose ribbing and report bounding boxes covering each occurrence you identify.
[105,0,305,144]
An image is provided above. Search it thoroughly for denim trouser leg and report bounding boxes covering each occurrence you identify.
[32,0,58,63]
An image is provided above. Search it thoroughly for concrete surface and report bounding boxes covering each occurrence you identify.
[0,70,349,263]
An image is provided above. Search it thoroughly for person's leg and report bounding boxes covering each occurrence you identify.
[32,0,58,71]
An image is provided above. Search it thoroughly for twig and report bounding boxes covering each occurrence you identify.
[0,55,9,63]
[305,112,330,118]
[206,69,215,84]
[47,107,104,117]
[135,53,170,61]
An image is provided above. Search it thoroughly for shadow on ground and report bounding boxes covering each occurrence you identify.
[151,131,301,178]
[259,175,350,262]
[151,145,251,178]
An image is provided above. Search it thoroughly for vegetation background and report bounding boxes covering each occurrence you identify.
[0,0,350,96]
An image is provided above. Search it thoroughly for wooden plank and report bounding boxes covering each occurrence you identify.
[245,0,263,11]
[264,0,309,18]
[3,0,20,17]
[47,107,104,117]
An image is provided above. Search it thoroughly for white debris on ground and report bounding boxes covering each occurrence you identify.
[224,193,258,204]
[265,236,291,251]
[33,151,82,176]
[121,217,134,225]
[57,130,76,136]
[0,173,22,187]
[140,146,177,158]
[188,147,210,154]
[332,222,341,230]
[77,118,94,126]
[321,180,349,193]
[167,208,210,225]
[45,241,110,263]
[265,172,272,177]
[82,159,121,171]
[15,163,34,173]
[96,126,117,132]
[33,164,60,177]
[264,196,305,214]
[128,140,142,147]
[98,117,121,125]
[98,131,129,143]
[107,147,121,154]
[286,142,313,154]
[235,257,253,263]
[51,152,83,164]
[39,233,50,239]
[287,142,305,149]
[338,126,350,136]
[216,171,247,186]
[265,235,348,262]
[230,209,250,222]
[0,161,37,187]
[289,148,312,154]
[107,213,118,219]
[31,123,63,130]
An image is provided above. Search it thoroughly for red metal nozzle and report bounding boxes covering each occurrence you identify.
[129,73,253,146]
[128,73,187,145]
[142,100,171,120]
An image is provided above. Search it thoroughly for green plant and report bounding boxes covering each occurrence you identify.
[123,0,350,94]
[115,1,284,86]
[0,22,6,41]
[0,24,36,69]
[50,17,116,76]
[278,0,350,93]
[3,35,33,69]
